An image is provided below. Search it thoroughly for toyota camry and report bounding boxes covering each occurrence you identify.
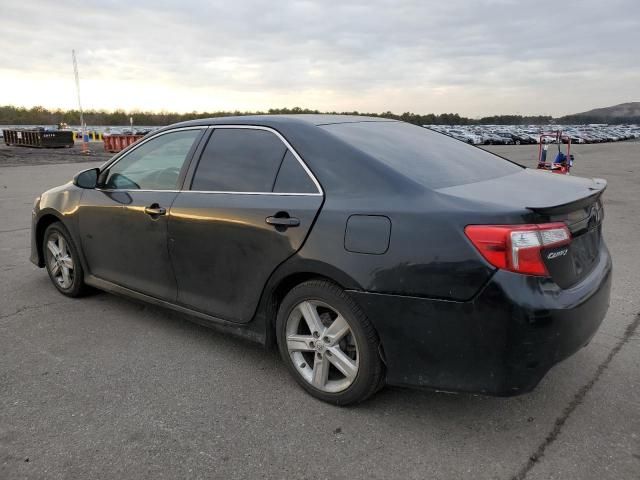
[31,115,611,405]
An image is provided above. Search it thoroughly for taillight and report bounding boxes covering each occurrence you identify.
[464,223,571,276]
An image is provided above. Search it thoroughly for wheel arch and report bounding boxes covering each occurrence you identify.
[34,211,65,267]
[256,259,363,348]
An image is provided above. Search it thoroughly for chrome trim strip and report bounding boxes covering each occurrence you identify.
[187,191,320,196]
[96,188,320,197]
[100,124,324,197]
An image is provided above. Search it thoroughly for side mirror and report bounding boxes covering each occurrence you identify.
[73,167,99,189]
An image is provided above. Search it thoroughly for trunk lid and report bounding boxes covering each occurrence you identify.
[530,193,604,289]
[438,169,607,288]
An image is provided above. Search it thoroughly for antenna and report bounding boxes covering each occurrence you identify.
[72,49,88,154]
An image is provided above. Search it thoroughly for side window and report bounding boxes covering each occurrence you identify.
[191,129,287,192]
[273,151,318,193]
[104,129,201,190]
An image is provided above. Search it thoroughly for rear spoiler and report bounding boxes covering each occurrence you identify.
[526,178,607,215]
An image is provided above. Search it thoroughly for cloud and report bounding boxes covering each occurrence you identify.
[1,0,638,116]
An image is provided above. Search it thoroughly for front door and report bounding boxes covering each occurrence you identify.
[168,127,323,323]
[78,128,204,300]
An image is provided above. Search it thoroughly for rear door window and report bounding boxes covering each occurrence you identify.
[321,121,522,188]
[273,151,318,194]
[191,129,287,192]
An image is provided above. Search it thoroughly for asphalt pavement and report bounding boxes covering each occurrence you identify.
[0,141,638,479]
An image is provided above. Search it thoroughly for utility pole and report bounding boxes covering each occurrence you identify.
[72,49,88,154]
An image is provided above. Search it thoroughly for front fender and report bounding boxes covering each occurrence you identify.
[31,185,85,268]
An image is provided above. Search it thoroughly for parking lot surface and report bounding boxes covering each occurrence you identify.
[1,142,638,479]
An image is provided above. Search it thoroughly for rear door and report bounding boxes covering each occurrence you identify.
[168,126,323,323]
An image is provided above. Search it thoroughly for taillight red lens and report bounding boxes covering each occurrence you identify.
[465,223,571,276]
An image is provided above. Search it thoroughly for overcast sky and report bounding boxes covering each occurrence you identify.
[1,0,638,117]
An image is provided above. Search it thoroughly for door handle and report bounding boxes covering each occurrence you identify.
[144,204,166,216]
[265,216,300,227]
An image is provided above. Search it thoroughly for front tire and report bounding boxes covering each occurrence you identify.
[276,280,384,405]
[43,222,88,297]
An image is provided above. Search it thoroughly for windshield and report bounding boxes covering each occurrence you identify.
[320,121,522,188]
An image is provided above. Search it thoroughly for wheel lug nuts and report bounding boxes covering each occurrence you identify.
[309,341,315,348]
[326,350,332,357]
[312,331,319,338]
[316,353,322,359]
[323,336,330,343]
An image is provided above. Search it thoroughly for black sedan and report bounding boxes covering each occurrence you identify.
[31,115,611,405]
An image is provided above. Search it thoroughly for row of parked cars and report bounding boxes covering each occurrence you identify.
[427,124,640,145]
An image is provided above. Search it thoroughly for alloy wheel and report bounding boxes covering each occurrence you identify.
[285,300,359,393]
[46,232,74,289]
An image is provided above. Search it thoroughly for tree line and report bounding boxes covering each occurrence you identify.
[1,104,625,127]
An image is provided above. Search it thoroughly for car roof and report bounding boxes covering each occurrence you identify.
[170,114,396,129]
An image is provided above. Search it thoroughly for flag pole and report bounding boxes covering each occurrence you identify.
[72,49,89,155]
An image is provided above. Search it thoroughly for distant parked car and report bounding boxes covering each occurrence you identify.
[445,129,483,145]
[507,133,536,145]
[482,133,511,145]
[499,132,536,145]
[495,132,517,145]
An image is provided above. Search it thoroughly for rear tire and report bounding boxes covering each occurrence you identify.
[43,222,88,297]
[276,280,384,405]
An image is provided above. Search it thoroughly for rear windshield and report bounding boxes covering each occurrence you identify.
[321,121,522,188]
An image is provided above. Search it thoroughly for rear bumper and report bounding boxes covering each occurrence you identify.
[349,242,612,396]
